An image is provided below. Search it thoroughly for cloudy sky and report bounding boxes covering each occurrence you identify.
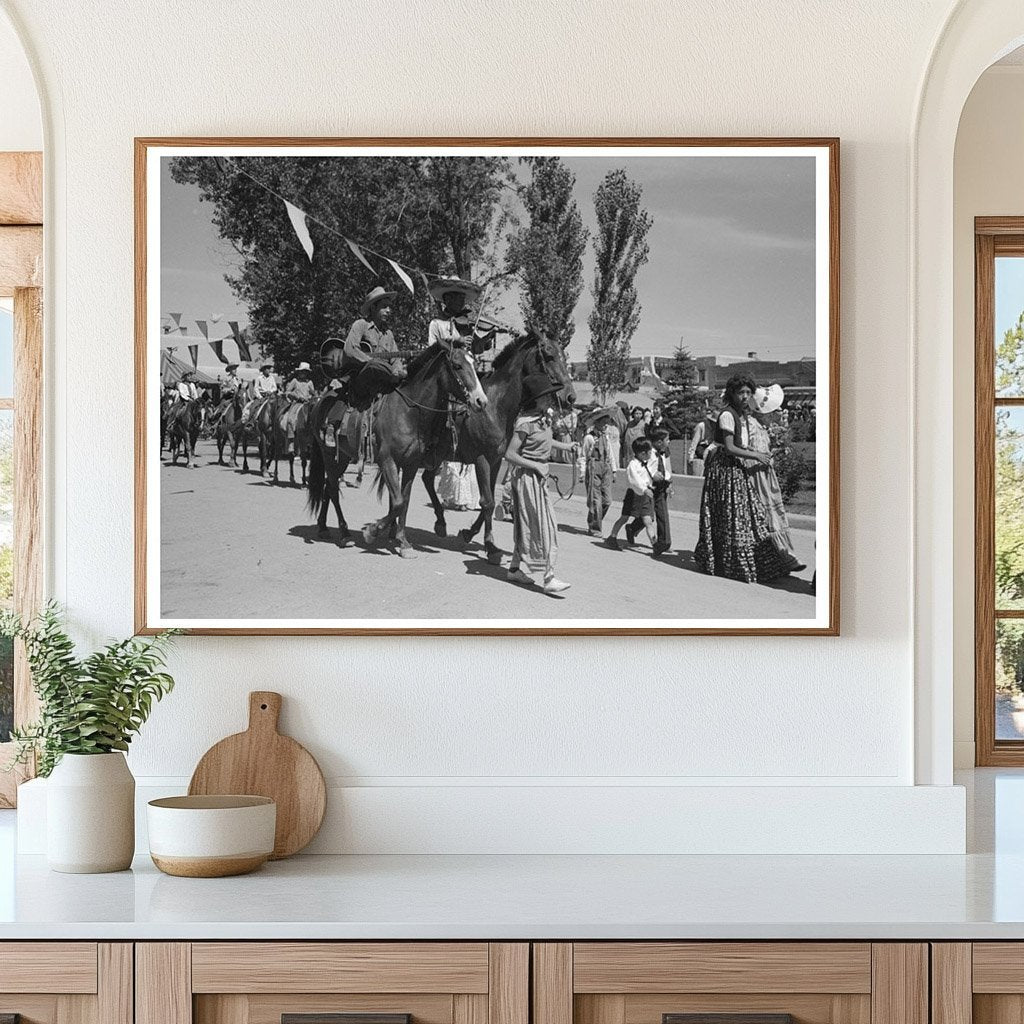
[160,152,818,364]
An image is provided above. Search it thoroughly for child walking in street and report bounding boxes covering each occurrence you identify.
[503,375,577,594]
[648,427,673,557]
[605,437,658,551]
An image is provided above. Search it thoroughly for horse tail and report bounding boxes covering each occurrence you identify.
[306,441,327,518]
[373,463,387,503]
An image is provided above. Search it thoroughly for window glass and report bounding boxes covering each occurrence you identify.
[997,257,1024,397]
[997,407,1024,610]
[997,620,1024,740]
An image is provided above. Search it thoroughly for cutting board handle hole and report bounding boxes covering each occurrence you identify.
[260,703,268,710]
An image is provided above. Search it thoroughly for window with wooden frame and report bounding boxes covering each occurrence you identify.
[0,151,43,806]
[976,217,1024,765]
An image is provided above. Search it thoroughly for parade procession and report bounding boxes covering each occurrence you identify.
[147,148,828,631]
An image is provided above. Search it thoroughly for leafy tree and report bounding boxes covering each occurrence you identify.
[997,310,1024,397]
[586,169,652,403]
[169,156,513,378]
[507,157,588,348]
[996,408,1024,608]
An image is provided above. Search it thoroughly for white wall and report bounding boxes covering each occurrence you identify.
[952,66,1024,767]
[0,10,39,152]
[1,0,973,852]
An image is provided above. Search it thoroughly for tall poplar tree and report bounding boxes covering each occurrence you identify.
[586,169,652,403]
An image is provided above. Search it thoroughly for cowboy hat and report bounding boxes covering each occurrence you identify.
[752,383,785,414]
[224,363,239,371]
[260,363,273,371]
[295,361,312,373]
[428,277,482,308]
[360,286,397,317]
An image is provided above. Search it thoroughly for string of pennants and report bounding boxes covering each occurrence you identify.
[219,157,442,296]
[163,158,455,372]
[160,312,252,369]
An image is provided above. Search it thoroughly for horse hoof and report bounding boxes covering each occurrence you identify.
[338,531,352,548]
[485,545,504,566]
[457,529,474,546]
[434,520,447,538]
[398,546,417,559]
[362,526,377,546]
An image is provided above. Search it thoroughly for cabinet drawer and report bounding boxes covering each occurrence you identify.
[572,944,872,994]
[534,944,926,1024]
[139,943,528,1024]
[0,943,130,1024]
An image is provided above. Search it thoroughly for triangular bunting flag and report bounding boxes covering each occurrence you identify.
[231,323,252,362]
[196,320,209,339]
[387,258,415,295]
[345,236,377,275]
[168,311,182,328]
[210,340,228,364]
[188,345,199,369]
[284,200,314,261]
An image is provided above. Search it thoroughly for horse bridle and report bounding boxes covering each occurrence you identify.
[396,342,479,415]
[530,334,570,412]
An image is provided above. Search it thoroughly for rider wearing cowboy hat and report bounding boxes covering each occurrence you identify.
[339,286,407,405]
[285,361,316,402]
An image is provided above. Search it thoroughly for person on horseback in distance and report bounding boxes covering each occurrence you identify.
[174,370,200,403]
[285,361,316,402]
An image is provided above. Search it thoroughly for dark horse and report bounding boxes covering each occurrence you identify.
[420,332,575,563]
[215,391,248,467]
[251,396,312,485]
[165,399,203,468]
[305,341,487,550]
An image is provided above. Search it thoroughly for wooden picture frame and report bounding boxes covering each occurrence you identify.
[135,137,839,636]
[975,216,1024,765]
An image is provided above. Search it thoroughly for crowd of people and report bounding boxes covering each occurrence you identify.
[164,287,809,597]
[498,373,808,595]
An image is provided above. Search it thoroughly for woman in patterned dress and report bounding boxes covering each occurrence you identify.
[693,375,788,584]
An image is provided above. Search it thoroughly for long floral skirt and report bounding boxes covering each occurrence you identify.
[748,464,800,565]
[694,448,788,583]
[510,466,558,577]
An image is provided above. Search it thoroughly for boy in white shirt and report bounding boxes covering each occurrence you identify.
[604,437,658,551]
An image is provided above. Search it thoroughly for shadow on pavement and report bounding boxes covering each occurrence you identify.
[462,558,567,598]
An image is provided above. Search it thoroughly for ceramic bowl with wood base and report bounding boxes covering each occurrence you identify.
[147,795,276,877]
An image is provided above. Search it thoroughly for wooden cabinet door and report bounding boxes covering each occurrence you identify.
[137,943,528,1024]
[936,943,1024,1024]
[0,943,131,1024]
[534,944,928,1024]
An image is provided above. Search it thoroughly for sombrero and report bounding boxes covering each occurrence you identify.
[752,383,784,414]
[360,286,397,317]
[428,277,482,309]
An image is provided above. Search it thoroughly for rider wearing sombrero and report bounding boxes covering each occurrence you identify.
[338,286,406,407]
[427,278,497,356]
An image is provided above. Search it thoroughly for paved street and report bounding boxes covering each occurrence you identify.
[159,439,818,623]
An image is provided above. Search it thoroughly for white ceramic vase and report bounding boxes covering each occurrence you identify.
[46,752,135,873]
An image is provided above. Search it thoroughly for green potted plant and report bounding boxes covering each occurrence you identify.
[2,603,178,873]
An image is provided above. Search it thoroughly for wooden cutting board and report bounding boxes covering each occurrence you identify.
[188,691,326,859]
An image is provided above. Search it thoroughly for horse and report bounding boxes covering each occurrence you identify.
[276,397,314,485]
[214,391,248,467]
[363,341,489,557]
[304,341,487,550]
[164,399,203,468]
[419,332,576,562]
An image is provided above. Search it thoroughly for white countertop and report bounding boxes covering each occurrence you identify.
[1,769,1021,941]
[1,849,1023,940]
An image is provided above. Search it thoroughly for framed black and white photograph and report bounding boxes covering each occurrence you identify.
[135,137,838,636]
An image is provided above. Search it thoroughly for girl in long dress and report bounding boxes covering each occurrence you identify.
[693,375,788,584]
[436,460,480,510]
[503,375,577,594]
